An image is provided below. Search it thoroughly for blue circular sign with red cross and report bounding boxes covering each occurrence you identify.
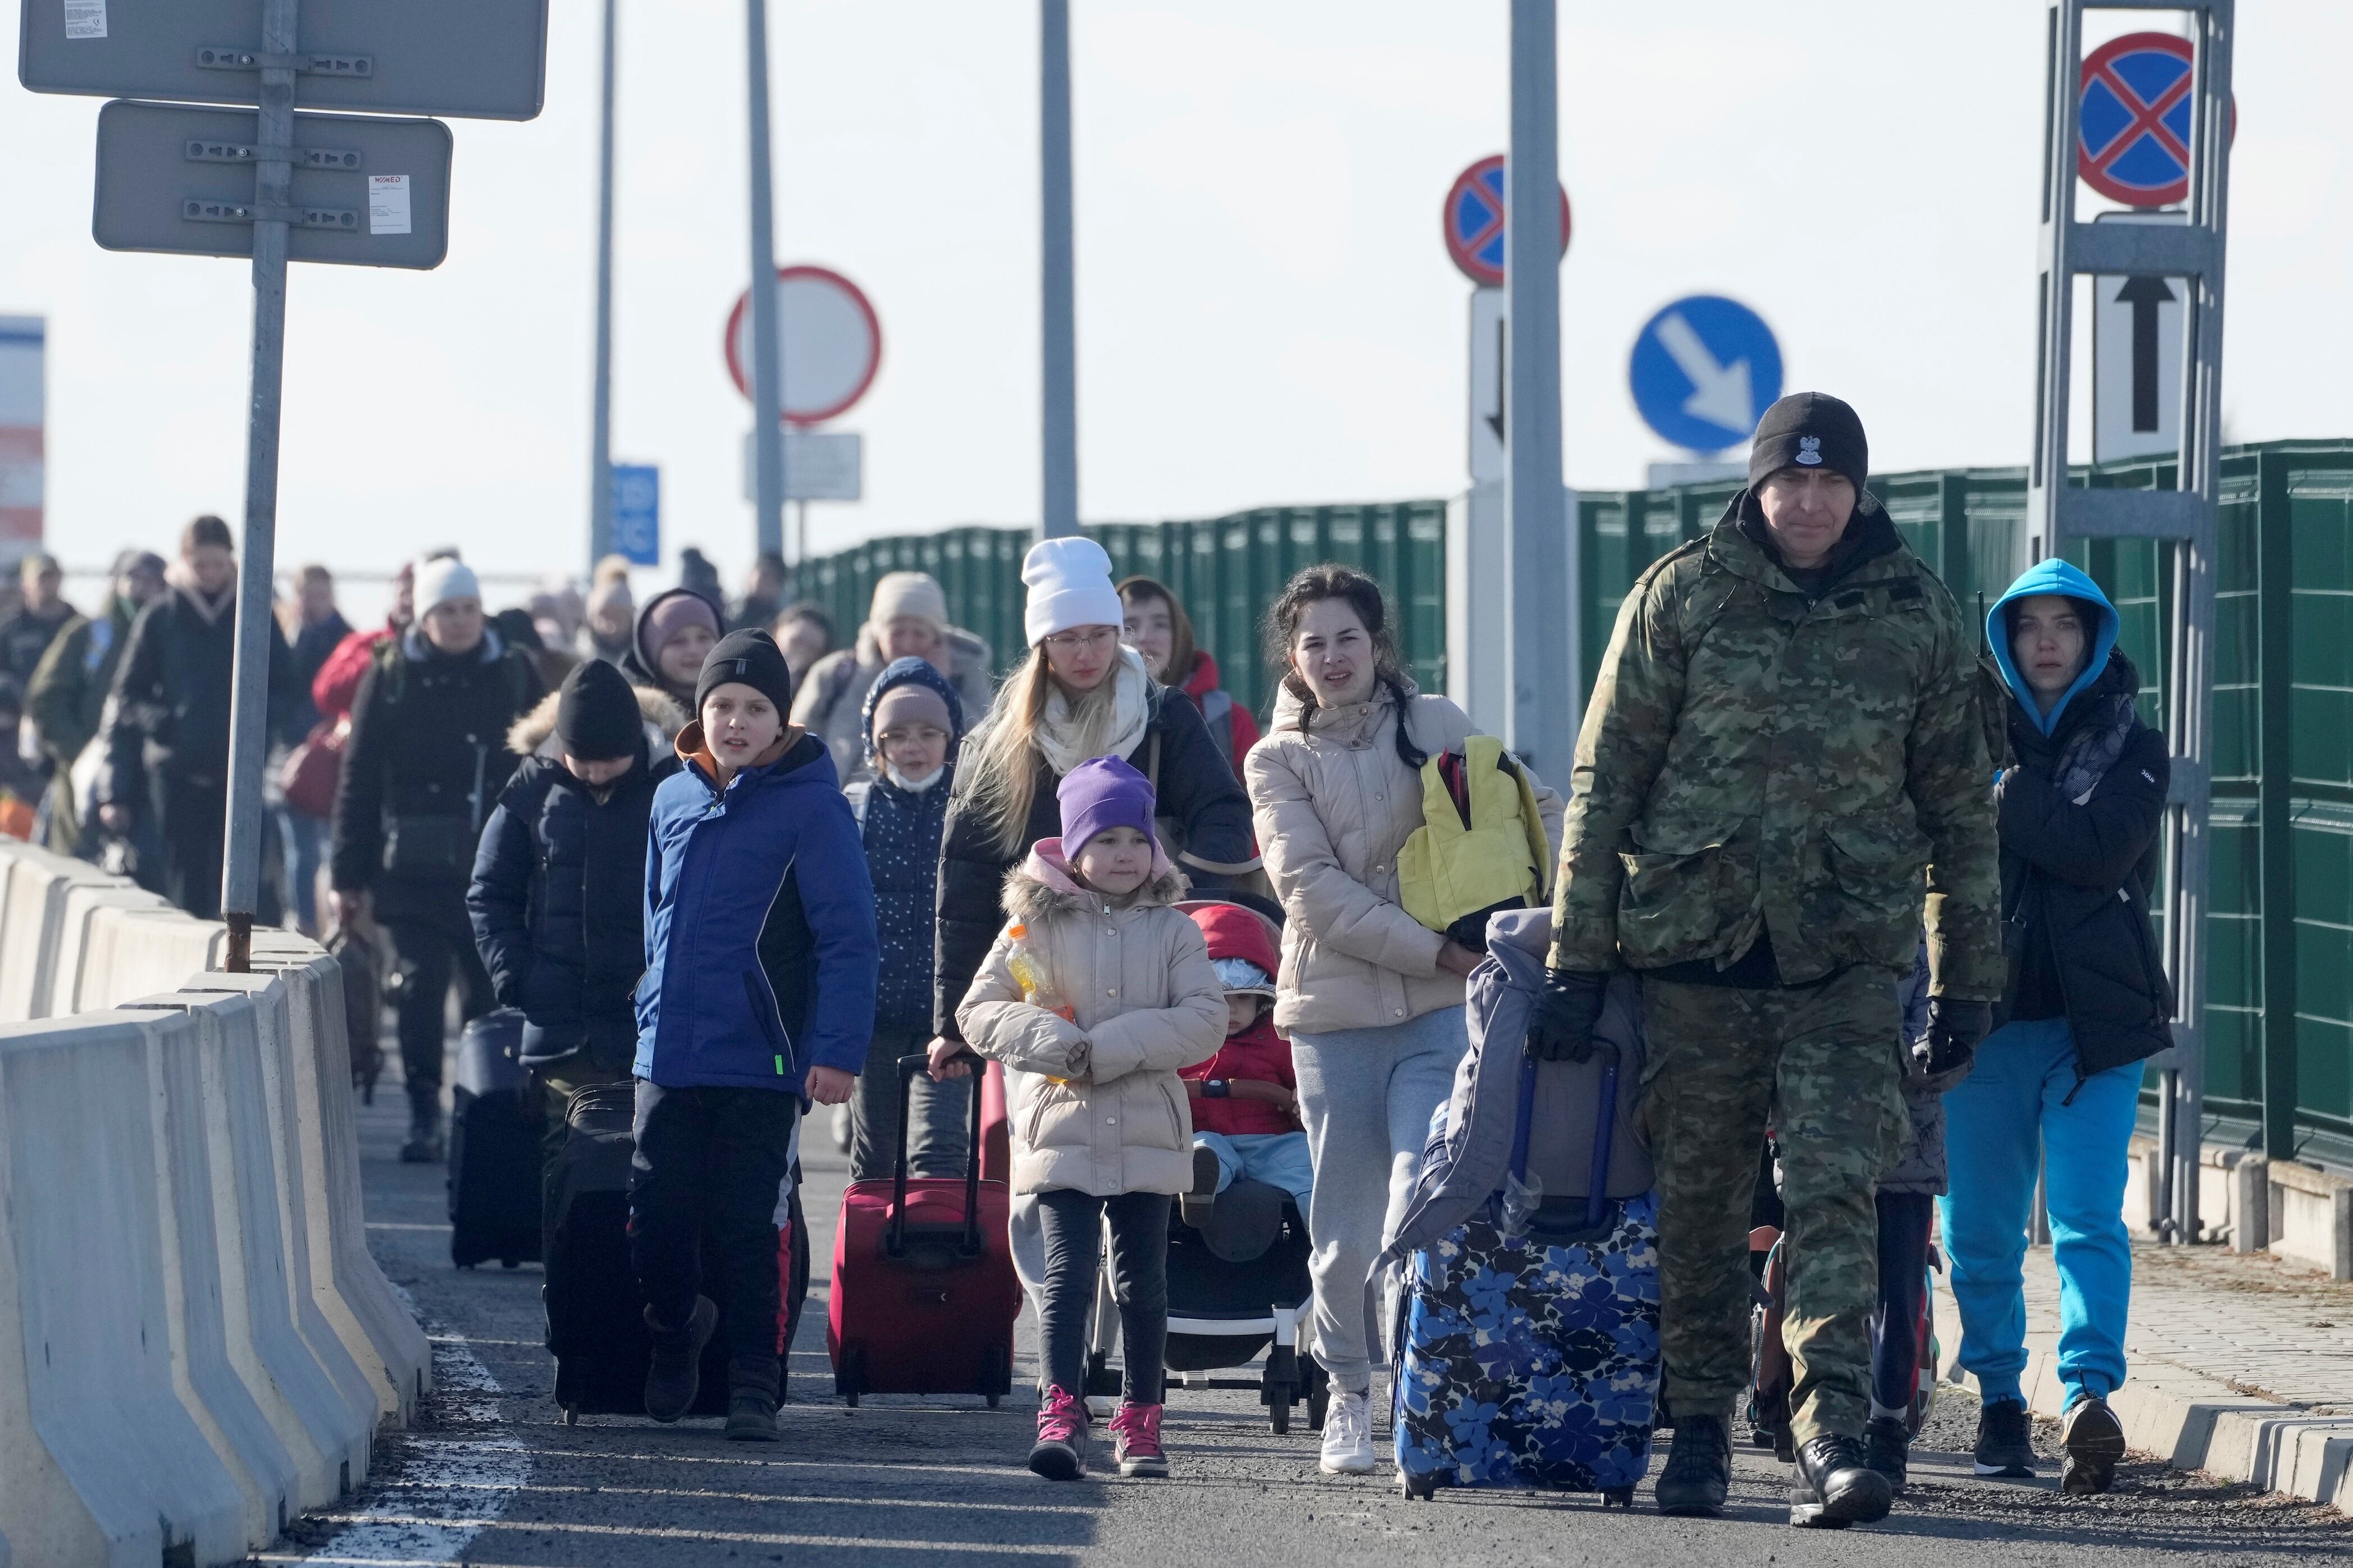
[1442,154,1570,287]
[2078,32,2232,208]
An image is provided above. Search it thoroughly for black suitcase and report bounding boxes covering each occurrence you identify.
[448,1009,543,1268]
[545,1081,812,1423]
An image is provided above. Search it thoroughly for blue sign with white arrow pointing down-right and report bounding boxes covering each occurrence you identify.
[1628,295,1784,454]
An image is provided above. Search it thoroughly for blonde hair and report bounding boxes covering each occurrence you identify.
[954,644,1121,857]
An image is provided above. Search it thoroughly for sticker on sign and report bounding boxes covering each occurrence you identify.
[64,0,106,39]
[368,175,412,236]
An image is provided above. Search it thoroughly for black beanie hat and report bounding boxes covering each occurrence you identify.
[694,628,794,719]
[555,657,641,761]
[1748,391,1869,493]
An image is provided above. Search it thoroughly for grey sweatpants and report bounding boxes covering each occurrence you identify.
[1293,1004,1469,1392]
[847,1023,972,1183]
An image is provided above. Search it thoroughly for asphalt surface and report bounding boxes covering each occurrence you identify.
[261,1060,2353,1567]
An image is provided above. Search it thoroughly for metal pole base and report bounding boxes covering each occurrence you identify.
[225,910,253,974]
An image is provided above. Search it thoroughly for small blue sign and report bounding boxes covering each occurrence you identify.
[611,463,659,566]
[1627,296,1783,455]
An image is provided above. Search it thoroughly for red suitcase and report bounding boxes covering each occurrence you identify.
[829,1051,1021,1406]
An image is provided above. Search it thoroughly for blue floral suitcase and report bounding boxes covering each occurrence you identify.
[1393,1045,1661,1504]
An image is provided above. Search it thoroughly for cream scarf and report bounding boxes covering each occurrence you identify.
[1034,646,1151,778]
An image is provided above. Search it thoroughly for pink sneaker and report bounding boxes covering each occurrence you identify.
[1110,1401,1168,1478]
[1028,1384,1089,1480]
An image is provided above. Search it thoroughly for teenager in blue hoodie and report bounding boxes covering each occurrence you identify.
[1939,559,2172,1497]
[843,656,970,1182]
[632,629,879,1441]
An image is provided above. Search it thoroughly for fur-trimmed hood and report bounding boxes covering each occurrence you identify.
[508,683,686,758]
[1001,835,1185,924]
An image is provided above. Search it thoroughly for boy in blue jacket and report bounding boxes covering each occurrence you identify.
[632,629,878,1440]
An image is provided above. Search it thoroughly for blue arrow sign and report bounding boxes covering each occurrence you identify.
[1627,296,1783,454]
[611,463,660,566]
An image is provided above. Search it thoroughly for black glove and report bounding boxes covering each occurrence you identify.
[1913,997,1991,1081]
[1526,967,1611,1062]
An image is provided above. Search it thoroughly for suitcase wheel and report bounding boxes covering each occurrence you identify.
[562,1405,580,1428]
[1401,1471,1436,1501]
[840,1347,864,1409]
[1602,1486,1635,1509]
[983,1345,1007,1410]
[1305,1364,1330,1432]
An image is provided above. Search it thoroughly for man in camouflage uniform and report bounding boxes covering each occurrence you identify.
[1526,392,2000,1527]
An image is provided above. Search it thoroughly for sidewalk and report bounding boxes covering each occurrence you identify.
[1934,1238,2353,1510]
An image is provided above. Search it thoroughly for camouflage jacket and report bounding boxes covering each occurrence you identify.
[1548,495,2003,999]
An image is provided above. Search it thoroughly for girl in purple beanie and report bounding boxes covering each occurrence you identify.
[957,756,1224,1481]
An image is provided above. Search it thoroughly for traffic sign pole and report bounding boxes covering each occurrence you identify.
[588,0,617,565]
[745,0,787,564]
[1504,0,1571,780]
[1039,0,1078,540]
[218,0,298,970]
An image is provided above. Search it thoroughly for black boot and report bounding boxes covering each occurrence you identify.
[1862,1415,1910,1496]
[400,1084,443,1164]
[726,1356,782,1443]
[1790,1434,1894,1528]
[642,1296,718,1423]
[1654,1412,1731,1517]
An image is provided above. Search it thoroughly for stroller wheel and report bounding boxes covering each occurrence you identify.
[1306,1364,1330,1430]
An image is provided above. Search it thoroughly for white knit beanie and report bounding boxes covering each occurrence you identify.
[1021,537,1122,647]
[414,556,480,619]
[867,571,949,639]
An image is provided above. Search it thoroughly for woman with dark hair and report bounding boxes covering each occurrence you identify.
[1244,564,1561,1476]
[1116,575,1260,784]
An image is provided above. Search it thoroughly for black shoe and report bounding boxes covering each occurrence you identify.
[1974,1397,2038,1480]
[1179,1145,1220,1229]
[2060,1392,2126,1495]
[1790,1434,1894,1528]
[399,1109,443,1164]
[1654,1412,1731,1517]
[642,1296,718,1423]
[726,1389,780,1442]
[1862,1415,1910,1496]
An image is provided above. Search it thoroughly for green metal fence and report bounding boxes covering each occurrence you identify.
[798,439,2353,1168]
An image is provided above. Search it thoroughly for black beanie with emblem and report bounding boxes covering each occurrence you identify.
[694,628,795,719]
[1748,391,1869,493]
[555,656,642,761]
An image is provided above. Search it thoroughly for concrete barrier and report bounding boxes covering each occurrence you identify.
[0,846,139,1019]
[51,883,174,1017]
[73,903,225,1012]
[0,1011,250,1566]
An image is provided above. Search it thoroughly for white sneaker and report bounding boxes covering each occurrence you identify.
[1320,1388,1377,1475]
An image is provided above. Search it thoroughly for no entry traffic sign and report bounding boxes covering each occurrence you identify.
[1442,155,1568,287]
[2078,32,2233,208]
[725,265,881,426]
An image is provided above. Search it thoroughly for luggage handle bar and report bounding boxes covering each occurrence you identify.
[1510,1040,1620,1232]
[891,1049,985,1259]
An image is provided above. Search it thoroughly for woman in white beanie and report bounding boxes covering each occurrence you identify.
[791,570,996,783]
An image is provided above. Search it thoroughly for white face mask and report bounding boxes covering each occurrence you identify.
[888,764,946,793]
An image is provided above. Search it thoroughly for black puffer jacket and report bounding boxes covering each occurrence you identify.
[932,672,1258,1042]
[1994,648,2174,1082]
[100,583,295,801]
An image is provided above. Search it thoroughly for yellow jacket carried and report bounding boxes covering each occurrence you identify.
[1397,735,1554,942]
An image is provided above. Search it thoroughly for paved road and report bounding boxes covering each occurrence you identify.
[263,1067,2353,1566]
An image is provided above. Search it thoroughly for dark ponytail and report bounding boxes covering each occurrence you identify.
[1262,564,1425,771]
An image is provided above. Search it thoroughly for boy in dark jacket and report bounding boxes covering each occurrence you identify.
[467,659,683,1250]
[843,656,969,1182]
[632,630,878,1441]
[1177,900,1312,1226]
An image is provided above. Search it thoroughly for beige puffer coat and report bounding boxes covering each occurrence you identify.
[957,843,1225,1197]
[1246,682,1565,1035]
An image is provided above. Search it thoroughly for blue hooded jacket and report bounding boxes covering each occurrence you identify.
[850,657,966,1031]
[1985,557,2118,734]
[635,724,879,1091]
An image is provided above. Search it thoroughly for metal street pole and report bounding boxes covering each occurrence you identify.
[218,0,300,971]
[746,0,786,560]
[1504,0,1569,779]
[587,0,617,565]
[1038,0,1078,539]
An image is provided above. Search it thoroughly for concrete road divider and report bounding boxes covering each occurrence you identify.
[73,904,226,1012]
[0,845,127,1020]
[50,885,174,1017]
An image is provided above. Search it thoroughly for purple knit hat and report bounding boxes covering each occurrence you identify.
[1057,756,1157,857]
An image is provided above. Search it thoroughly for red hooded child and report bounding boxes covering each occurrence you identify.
[1178,900,1295,1138]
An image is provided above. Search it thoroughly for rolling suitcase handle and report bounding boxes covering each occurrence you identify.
[1507,1041,1621,1231]
[890,1049,987,1259]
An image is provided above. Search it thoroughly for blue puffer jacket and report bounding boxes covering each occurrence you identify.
[848,657,966,1032]
[635,725,879,1092]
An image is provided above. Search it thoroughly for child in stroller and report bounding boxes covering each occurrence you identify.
[1178,900,1315,1228]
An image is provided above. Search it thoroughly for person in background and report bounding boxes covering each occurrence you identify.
[618,588,722,715]
[772,601,835,687]
[732,551,788,633]
[528,585,585,657]
[794,573,995,785]
[311,560,416,735]
[0,551,77,688]
[632,630,875,1442]
[842,656,970,1183]
[1940,561,2171,1498]
[676,547,724,609]
[275,564,352,934]
[331,556,545,1163]
[580,555,635,666]
[0,678,46,838]
[495,606,580,694]
[1118,575,1260,784]
[28,547,165,858]
[99,515,297,918]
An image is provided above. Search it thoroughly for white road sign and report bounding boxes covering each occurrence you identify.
[2092,215,2187,465]
[725,266,882,426]
[1468,287,1503,486]
[742,429,863,504]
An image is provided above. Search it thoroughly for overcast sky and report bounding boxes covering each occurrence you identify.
[3,1,2347,610]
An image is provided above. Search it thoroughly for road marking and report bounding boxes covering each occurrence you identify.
[274,1517,1092,1554]
[516,1482,1094,1514]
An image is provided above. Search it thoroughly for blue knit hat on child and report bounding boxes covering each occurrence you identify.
[1056,756,1157,856]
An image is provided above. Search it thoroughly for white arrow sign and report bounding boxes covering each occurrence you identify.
[1653,310,1755,435]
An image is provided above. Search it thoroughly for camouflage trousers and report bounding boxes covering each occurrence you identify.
[1639,966,1908,1445]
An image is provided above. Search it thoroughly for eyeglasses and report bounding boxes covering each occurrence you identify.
[1042,627,1117,653]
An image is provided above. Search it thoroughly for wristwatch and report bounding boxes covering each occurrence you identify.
[1203,1079,1230,1098]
